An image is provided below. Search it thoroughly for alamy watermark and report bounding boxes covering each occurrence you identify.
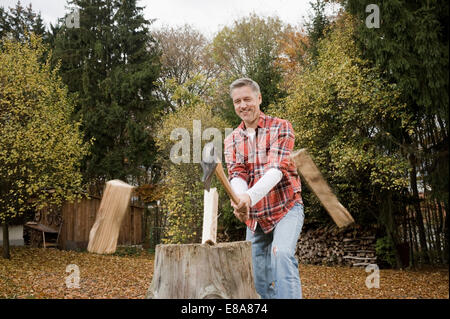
[65,264,80,288]
[365,4,380,28]
[65,9,80,29]
[365,264,380,289]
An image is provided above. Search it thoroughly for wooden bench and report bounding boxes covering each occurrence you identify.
[24,222,61,248]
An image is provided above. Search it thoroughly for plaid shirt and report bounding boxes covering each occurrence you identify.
[224,112,303,233]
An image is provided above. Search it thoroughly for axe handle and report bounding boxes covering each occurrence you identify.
[214,162,240,205]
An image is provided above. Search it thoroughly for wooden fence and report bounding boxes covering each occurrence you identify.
[34,196,144,250]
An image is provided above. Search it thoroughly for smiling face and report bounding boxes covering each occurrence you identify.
[231,85,262,129]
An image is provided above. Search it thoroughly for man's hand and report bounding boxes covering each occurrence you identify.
[231,194,251,223]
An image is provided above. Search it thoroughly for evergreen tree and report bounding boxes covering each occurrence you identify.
[247,44,286,113]
[303,0,331,62]
[52,0,162,193]
[0,1,47,41]
[0,7,9,39]
[346,0,449,264]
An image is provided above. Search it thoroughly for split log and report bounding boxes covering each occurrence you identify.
[147,241,260,299]
[202,188,218,244]
[290,149,354,228]
[343,256,377,261]
[87,180,134,254]
[353,262,372,267]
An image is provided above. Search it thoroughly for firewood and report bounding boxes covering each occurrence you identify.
[87,180,134,254]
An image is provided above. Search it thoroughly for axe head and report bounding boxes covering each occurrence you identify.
[200,142,218,192]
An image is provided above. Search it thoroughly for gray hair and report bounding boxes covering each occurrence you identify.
[229,78,261,97]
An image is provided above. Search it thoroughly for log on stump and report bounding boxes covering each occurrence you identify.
[147,241,260,299]
[202,188,218,244]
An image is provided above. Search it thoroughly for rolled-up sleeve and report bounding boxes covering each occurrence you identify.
[266,120,295,174]
[224,133,249,182]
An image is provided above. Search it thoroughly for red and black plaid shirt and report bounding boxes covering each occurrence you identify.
[224,112,303,233]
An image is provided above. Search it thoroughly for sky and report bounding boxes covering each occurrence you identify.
[0,0,341,38]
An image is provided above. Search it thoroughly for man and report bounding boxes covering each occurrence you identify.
[224,77,305,299]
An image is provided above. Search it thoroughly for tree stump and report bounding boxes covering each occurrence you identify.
[147,241,260,299]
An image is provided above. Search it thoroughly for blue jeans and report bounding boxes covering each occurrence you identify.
[246,203,305,299]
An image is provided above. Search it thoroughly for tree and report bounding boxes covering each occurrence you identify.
[276,26,309,88]
[346,0,449,264]
[0,1,46,41]
[303,0,332,63]
[270,14,411,268]
[0,7,9,39]
[52,0,162,194]
[153,24,219,111]
[0,34,90,259]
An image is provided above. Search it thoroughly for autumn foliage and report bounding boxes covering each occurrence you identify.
[0,34,90,224]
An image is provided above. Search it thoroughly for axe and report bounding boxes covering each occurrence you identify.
[290,149,355,228]
[200,142,240,205]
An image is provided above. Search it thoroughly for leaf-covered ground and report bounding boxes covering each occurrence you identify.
[0,247,153,299]
[299,264,448,299]
[0,247,448,299]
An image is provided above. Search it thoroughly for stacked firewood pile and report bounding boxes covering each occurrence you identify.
[296,224,377,267]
